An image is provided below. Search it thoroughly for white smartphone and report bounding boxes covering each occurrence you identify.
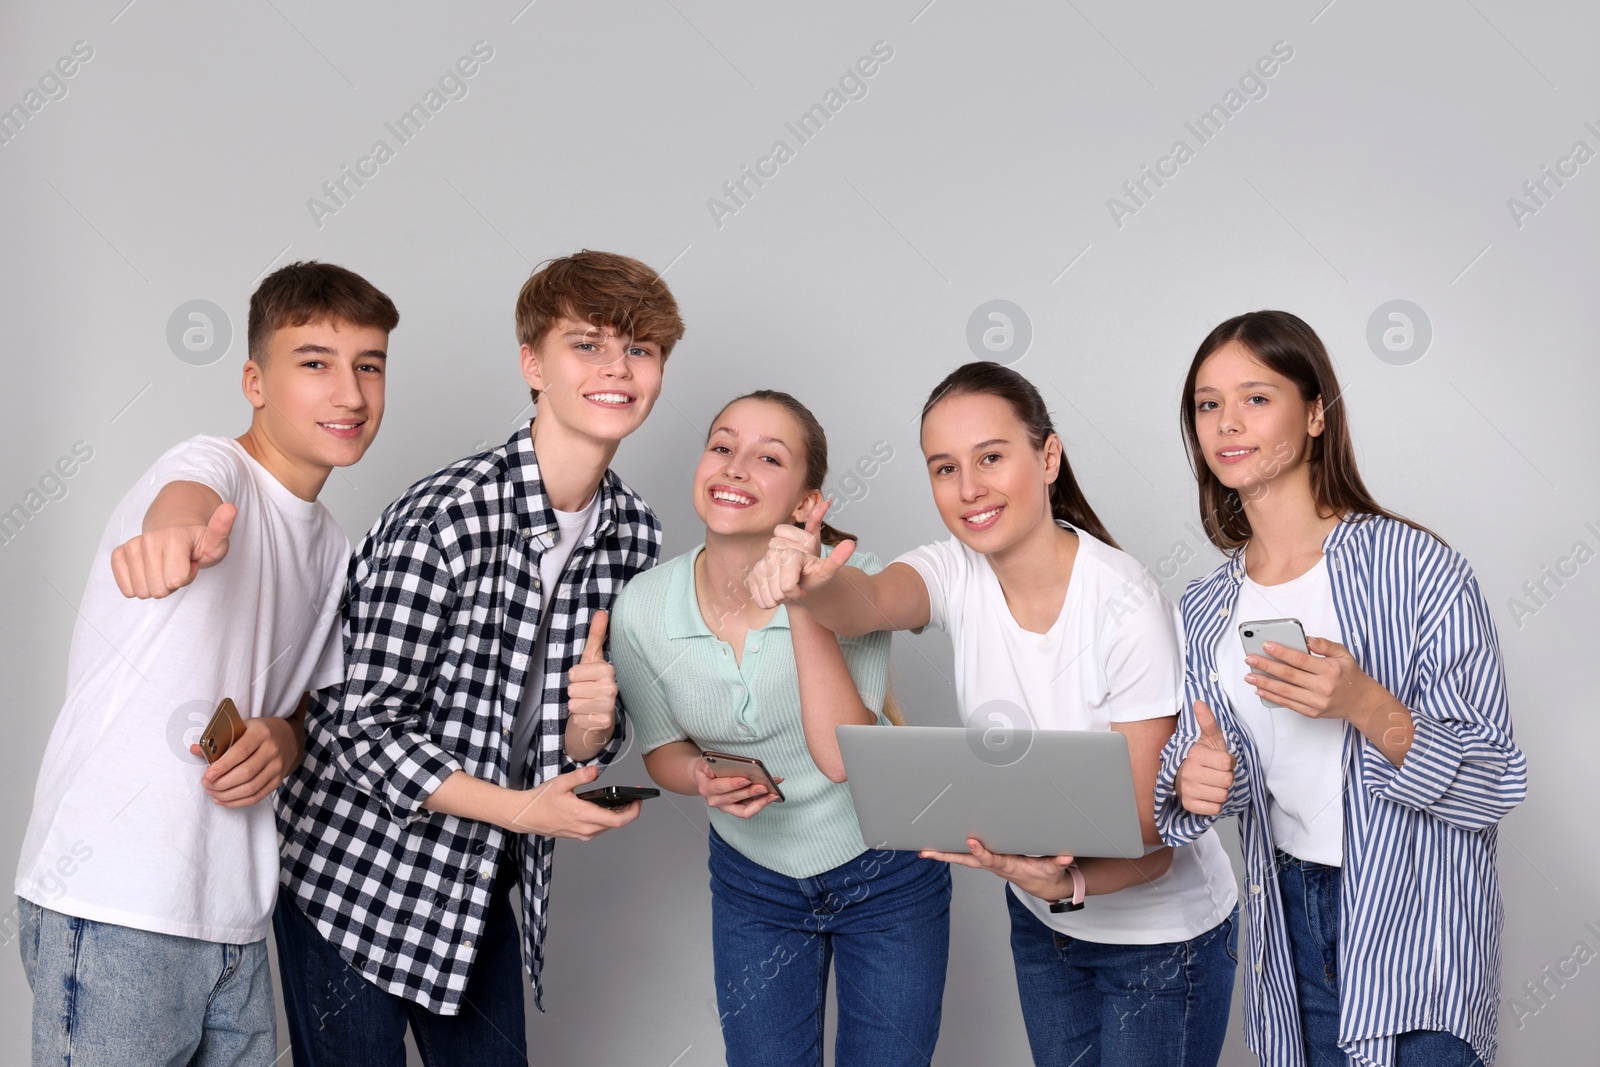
[1238,618,1309,710]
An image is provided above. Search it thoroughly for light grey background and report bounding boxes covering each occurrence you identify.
[3,1,1596,1064]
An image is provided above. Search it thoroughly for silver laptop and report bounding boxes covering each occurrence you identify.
[837,725,1146,858]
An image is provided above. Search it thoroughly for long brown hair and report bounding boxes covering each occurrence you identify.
[707,390,903,725]
[919,361,1119,548]
[1180,310,1433,551]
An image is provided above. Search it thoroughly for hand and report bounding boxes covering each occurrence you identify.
[1247,637,1392,725]
[112,502,237,599]
[693,759,784,819]
[502,765,642,840]
[1176,700,1236,816]
[920,838,1077,901]
[746,497,856,610]
[194,713,301,807]
[567,611,618,747]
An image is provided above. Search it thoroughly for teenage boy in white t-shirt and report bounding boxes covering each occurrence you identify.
[14,262,398,1067]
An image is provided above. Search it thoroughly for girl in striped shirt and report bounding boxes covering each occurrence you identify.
[1157,310,1526,1067]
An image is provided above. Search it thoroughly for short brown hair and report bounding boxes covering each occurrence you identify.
[515,250,686,401]
[247,261,399,361]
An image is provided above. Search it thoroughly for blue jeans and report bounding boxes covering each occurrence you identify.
[271,863,527,1067]
[1005,887,1237,1067]
[1277,850,1486,1067]
[708,828,951,1066]
[17,896,276,1067]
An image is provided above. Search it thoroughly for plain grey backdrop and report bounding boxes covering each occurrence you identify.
[3,1,1597,1064]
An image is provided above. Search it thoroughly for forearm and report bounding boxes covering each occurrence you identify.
[643,741,704,795]
[790,608,876,782]
[1347,693,1413,767]
[796,566,889,637]
[422,770,524,830]
[1077,849,1174,895]
[564,713,613,763]
[143,480,223,531]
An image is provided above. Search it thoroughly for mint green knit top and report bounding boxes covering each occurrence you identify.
[610,544,889,878]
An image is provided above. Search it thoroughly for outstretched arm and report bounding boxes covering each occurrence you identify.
[111,481,236,599]
[745,498,931,636]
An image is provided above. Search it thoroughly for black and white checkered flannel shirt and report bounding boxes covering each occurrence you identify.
[276,425,661,1014]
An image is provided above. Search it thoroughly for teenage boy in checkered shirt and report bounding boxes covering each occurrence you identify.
[274,251,684,1066]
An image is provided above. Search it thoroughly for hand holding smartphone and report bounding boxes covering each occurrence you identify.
[701,751,786,803]
[1238,618,1309,710]
[577,785,660,809]
[198,698,245,764]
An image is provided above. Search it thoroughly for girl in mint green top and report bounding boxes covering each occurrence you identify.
[610,391,950,1067]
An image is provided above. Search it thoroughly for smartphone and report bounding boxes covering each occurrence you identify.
[198,697,245,764]
[577,785,660,809]
[1239,618,1309,710]
[701,751,786,803]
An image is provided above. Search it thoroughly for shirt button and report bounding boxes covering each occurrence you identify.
[1217,607,1229,618]
[736,722,755,739]
[1232,568,1243,579]
[1208,671,1219,683]
[747,642,759,653]
[533,577,542,590]
[463,940,474,950]
[1250,883,1262,894]
[1254,963,1263,973]
[480,867,492,878]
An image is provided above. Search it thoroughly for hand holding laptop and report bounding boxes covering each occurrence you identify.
[920,838,1077,902]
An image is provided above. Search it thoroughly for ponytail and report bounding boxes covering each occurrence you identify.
[922,362,1119,549]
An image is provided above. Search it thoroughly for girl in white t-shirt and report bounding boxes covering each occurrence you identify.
[746,361,1239,1067]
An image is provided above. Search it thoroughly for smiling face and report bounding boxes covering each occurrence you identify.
[692,398,817,538]
[920,392,1061,554]
[1191,340,1324,498]
[242,318,387,490]
[521,317,663,444]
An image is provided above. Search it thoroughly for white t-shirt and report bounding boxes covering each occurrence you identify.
[509,491,602,785]
[15,436,348,944]
[895,524,1237,944]
[1219,556,1346,866]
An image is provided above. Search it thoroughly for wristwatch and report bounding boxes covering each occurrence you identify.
[1048,863,1086,913]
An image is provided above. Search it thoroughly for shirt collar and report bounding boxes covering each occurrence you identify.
[1221,511,1365,583]
[666,543,791,640]
[504,423,618,546]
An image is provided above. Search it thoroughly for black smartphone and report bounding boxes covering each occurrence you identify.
[578,785,660,809]
[701,751,786,802]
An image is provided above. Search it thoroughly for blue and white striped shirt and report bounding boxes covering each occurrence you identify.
[1155,514,1527,1067]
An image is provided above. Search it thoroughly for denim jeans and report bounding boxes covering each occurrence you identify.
[708,828,951,1067]
[1005,886,1238,1067]
[1276,850,1487,1067]
[17,896,276,1067]
[271,863,527,1067]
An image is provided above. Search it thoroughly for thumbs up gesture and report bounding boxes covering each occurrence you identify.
[566,610,618,746]
[1176,701,1237,816]
[747,496,857,610]
[112,500,237,599]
